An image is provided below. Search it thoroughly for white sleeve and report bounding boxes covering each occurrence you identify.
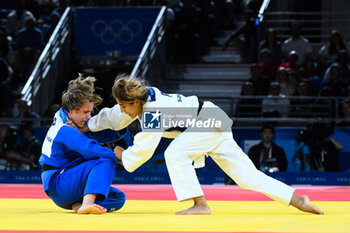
[122,132,163,172]
[88,105,137,132]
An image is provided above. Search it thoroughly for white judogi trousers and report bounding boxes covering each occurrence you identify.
[164,104,295,206]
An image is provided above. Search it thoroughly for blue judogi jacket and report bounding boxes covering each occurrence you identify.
[39,108,128,192]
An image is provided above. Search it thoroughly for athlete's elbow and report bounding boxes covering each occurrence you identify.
[124,164,137,173]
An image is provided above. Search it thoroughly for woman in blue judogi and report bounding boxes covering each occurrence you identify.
[39,74,132,214]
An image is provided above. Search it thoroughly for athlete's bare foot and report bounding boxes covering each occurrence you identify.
[290,194,324,215]
[176,204,211,215]
[76,203,107,214]
[176,196,211,215]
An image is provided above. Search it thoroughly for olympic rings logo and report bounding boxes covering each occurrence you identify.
[92,19,142,44]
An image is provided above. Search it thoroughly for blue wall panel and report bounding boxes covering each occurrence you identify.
[75,7,159,56]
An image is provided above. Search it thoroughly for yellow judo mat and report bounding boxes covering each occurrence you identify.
[0,199,349,233]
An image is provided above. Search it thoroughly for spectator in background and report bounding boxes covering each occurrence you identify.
[5,124,41,170]
[282,22,313,66]
[167,0,182,9]
[323,51,350,84]
[42,11,60,43]
[37,0,57,25]
[320,63,347,96]
[171,0,203,63]
[54,0,69,17]
[222,9,258,63]
[0,57,19,116]
[5,0,35,40]
[0,124,10,170]
[155,0,175,27]
[259,28,282,66]
[262,82,290,117]
[312,86,333,118]
[248,63,270,96]
[336,99,350,127]
[276,68,298,96]
[2,127,21,170]
[258,48,277,81]
[336,50,350,84]
[14,16,44,83]
[290,81,316,118]
[13,100,41,127]
[236,81,261,117]
[0,29,14,65]
[248,124,288,172]
[278,50,303,75]
[321,134,344,171]
[318,30,349,70]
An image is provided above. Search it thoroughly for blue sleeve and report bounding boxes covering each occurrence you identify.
[90,128,134,147]
[56,125,119,162]
[89,129,122,144]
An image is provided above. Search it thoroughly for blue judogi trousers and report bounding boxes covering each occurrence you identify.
[45,157,125,212]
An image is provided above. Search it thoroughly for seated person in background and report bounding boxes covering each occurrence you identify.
[258,48,277,82]
[235,81,261,117]
[0,124,10,170]
[290,81,317,118]
[276,68,298,96]
[323,52,350,84]
[248,124,288,172]
[281,22,313,66]
[320,63,347,96]
[13,100,41,127]
[0,29,15,65]
[3,127,21,170]
[0,57,20,116]
[336,99,350,127]
[278,50,303,75]
[222,9,258,63]
[248,63,270,96]
[5,0,35,40]
[14,16,44,83]
[258,28,282,66]
[318,30,349,70]
[322,133,344,172]
[5,124,41,170]
[262,82,290,117]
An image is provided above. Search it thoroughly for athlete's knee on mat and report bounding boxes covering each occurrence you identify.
[106,192,126,212]
[52,199,75,210]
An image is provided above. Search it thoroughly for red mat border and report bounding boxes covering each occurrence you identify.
[0,184,349,201]
[0,231,285,233]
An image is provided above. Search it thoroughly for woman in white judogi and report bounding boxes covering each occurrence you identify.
[87,74,323,215]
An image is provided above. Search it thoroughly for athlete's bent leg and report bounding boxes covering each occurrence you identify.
[164,139,210,215]
[95,187,126,212]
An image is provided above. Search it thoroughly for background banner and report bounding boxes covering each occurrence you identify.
[75,7,159,56]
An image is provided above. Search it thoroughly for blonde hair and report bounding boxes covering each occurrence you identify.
[112,74,149,104]
[62,73,102,111]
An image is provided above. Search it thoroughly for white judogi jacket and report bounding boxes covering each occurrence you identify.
[88,87,200,172]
